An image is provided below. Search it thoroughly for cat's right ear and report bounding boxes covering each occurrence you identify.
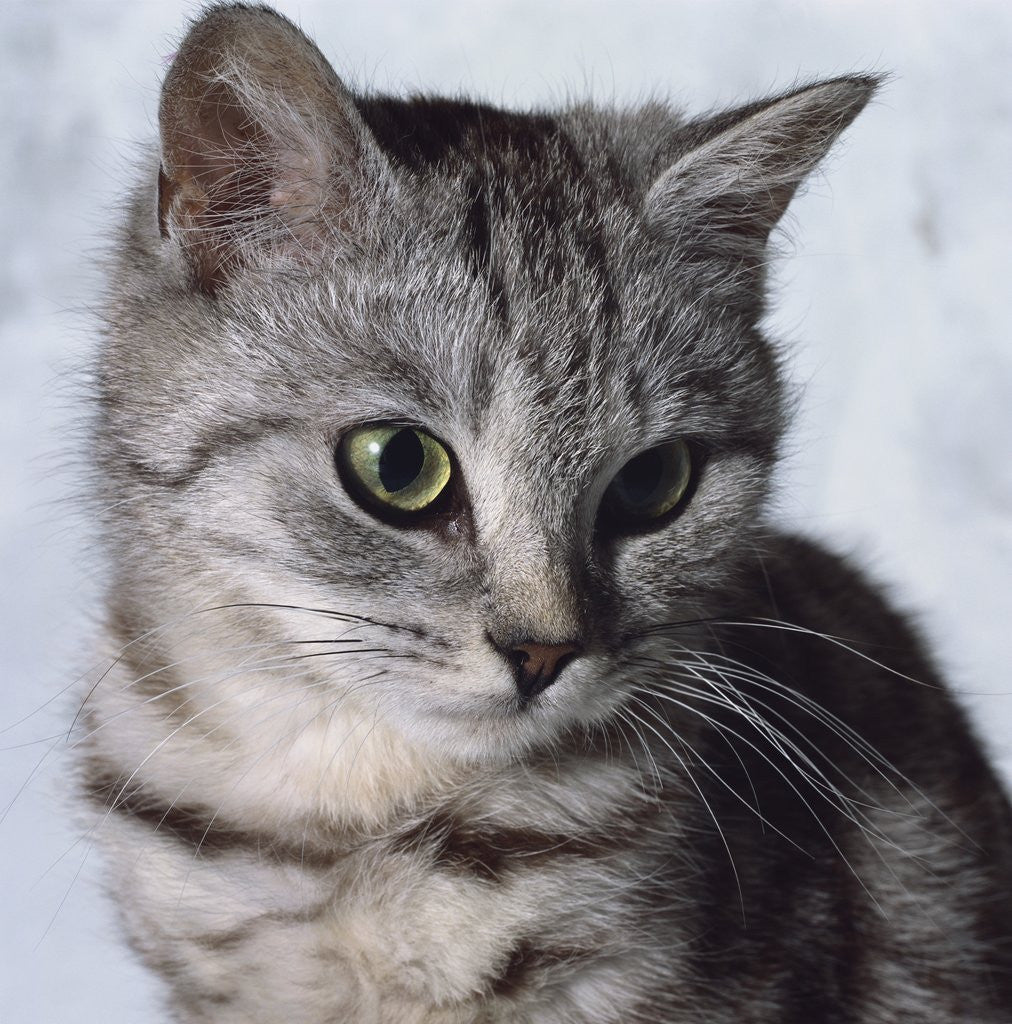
[158,5,387,294]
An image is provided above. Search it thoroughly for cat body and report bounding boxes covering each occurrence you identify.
[87,539,1012,1024]
[80,5,1012,1021]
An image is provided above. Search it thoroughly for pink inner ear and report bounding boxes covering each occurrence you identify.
[270,150,318,210]
[157,6,382,293]
[160,89,330,288]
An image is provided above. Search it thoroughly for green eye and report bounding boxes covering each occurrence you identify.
[602,439,693,524]
[338,425,452,515]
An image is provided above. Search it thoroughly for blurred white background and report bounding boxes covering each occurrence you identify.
[2,0,1010,1019]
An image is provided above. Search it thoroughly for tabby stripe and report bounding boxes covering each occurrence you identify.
[462,179,510,326]
[391,808,630,881]
[490,941,598,997]
[82,764,339,868]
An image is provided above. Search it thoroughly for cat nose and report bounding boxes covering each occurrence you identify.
[502,640,581,703]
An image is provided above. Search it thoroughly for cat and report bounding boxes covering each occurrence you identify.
[77,3,1012,1022]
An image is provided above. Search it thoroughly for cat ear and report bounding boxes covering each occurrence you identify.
[645,76,879,255]
[158,5,385,293]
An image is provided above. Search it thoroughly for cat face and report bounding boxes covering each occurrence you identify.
[95,7,873,765]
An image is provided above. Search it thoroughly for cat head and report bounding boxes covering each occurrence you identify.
[95,4,876,766]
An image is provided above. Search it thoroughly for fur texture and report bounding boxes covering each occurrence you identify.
[79,5,1012,1022]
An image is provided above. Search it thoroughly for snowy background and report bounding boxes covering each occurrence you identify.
[2,0,1010,1019]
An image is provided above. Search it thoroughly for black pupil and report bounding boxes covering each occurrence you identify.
[378,429,426,493]
[616,448,662,505]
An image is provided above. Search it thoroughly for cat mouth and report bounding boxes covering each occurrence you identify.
[430,692,551,721]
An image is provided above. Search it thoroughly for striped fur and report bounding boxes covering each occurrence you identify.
[79,5,1012,1021]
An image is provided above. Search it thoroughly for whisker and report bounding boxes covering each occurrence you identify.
[621,699,747,922]
[628,690,886,917]
[633,631,976,849]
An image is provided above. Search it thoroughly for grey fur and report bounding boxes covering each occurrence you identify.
[79,5,1012,1022]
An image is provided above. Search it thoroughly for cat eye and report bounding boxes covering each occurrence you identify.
[601,439,693,527]
[338,425,452,516]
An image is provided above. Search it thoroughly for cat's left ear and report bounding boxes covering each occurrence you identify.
[646,75,880,253]
[158,5,389,293]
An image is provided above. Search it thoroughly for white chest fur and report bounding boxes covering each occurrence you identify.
[99,801,670,1024]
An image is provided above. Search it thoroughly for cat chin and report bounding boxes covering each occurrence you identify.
[384,681,632,769]
[370,701,549,767]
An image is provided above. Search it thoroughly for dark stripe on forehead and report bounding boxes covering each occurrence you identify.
[358,92,621,346]
[356,94,557,172]
[501,136,622,382]
[574,218,620,342]
[554,131,621,343]
[462,179,510,325]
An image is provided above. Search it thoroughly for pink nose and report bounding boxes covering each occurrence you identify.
[507,641,581,702]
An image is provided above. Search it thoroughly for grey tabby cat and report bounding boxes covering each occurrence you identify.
[80,4,1012,1022]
